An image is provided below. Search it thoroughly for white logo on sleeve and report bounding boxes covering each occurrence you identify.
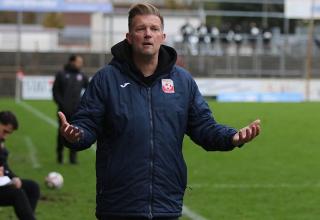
[120,83,131,88]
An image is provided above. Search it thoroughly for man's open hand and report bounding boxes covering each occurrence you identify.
[58,112,83,143]
[12,177,22,189]
[232,119,261,146]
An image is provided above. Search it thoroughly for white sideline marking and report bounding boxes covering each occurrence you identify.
[25,136,41,168]
[18,101,96,152]
[91,143,97,152]
[18,101,58,128]
[189,183,320,189]
[181,181,320,219]
[183,205,208,220]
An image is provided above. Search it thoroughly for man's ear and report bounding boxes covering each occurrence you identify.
[163,33,166,41]
[126,33,132,44]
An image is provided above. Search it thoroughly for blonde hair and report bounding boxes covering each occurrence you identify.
[128,3,164,31]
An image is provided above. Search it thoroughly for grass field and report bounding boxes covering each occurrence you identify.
[0,99,319,220]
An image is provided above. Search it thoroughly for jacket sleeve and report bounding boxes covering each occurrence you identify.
[67,71,107,150]
[52,72,64,107]
[83,74,89,89]
[186,80,239,151]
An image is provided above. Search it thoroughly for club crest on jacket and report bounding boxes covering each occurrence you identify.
[162,79,175,94]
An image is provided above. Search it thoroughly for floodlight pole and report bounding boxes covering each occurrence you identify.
[99,12,106,67]
[198,0,206,24]
[100,0,114,67]
[109,10,114,51]
[16,10,23,71]
[15,10,23,103]
[262,0,268,27]
[305,0,315,101]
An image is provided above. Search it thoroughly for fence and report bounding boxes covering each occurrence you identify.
[0,32,320,97]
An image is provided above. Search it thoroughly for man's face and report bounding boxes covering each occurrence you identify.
[0,123,14,140]
[126,15,166,58]
[72,56,84,71]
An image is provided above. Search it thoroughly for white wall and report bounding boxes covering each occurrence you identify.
[20,76,320,102]
[0,29,59,52]
[196,78,320,102]
[285,0,320,19]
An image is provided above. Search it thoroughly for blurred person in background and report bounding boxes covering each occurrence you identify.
[234,24,244,53]
[58,3,261,220]
[249,22,260,51]
[315,32,320,49]
[52,54,89,164]
[220,23,234,55]
[209,25,220,54]
[197,22,209,44]
[180,20,195,54]
[0,111,40,220]
[180,20,194,43]
[197,22,210,55]
[262,25,272,53]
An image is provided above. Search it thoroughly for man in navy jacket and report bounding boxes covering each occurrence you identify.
[59,3,261,220]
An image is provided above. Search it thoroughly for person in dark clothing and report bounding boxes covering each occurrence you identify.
[220,23,234,54]
[52,54,89,164]
[262,25,272,53]
[180,21,194,43]
[249,22,260,50]
[0,111,40,220]
[58,3,261,220]
[315,36,320,49]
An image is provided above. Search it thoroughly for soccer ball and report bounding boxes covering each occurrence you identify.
[45,172,64,189]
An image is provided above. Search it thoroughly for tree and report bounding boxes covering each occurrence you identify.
[43,13,64,29]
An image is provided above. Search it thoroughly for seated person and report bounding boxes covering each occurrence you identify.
[0,111,40,220]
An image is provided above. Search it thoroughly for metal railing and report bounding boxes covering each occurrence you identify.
[1,32,320,97]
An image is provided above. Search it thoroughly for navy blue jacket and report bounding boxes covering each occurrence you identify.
[69,40,238,219]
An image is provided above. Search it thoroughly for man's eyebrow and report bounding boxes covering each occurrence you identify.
[135,24,146,28]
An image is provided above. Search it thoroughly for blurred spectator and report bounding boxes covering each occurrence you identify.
[209,25,220,43]
[197,23,209,44]
[197,23,210,54]
[209,25,220,54]
[180,21,194,43]
[234,24,244,51]
[180,21,197,54]
[314,36,320,49]
[220,23,232,44]
[0,111,40,220]
[262,26,273,52]
[249,22,260,49]
[52,54,89,165]
[220,23,234,54]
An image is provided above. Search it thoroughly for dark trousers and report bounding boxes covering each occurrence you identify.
[57,115,77,164]
[0,179,40,220]
[98,217,179,220]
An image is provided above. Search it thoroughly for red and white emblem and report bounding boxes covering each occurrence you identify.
[162,79,175,94]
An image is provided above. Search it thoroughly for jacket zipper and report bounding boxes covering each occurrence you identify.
[147,87,154,219]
